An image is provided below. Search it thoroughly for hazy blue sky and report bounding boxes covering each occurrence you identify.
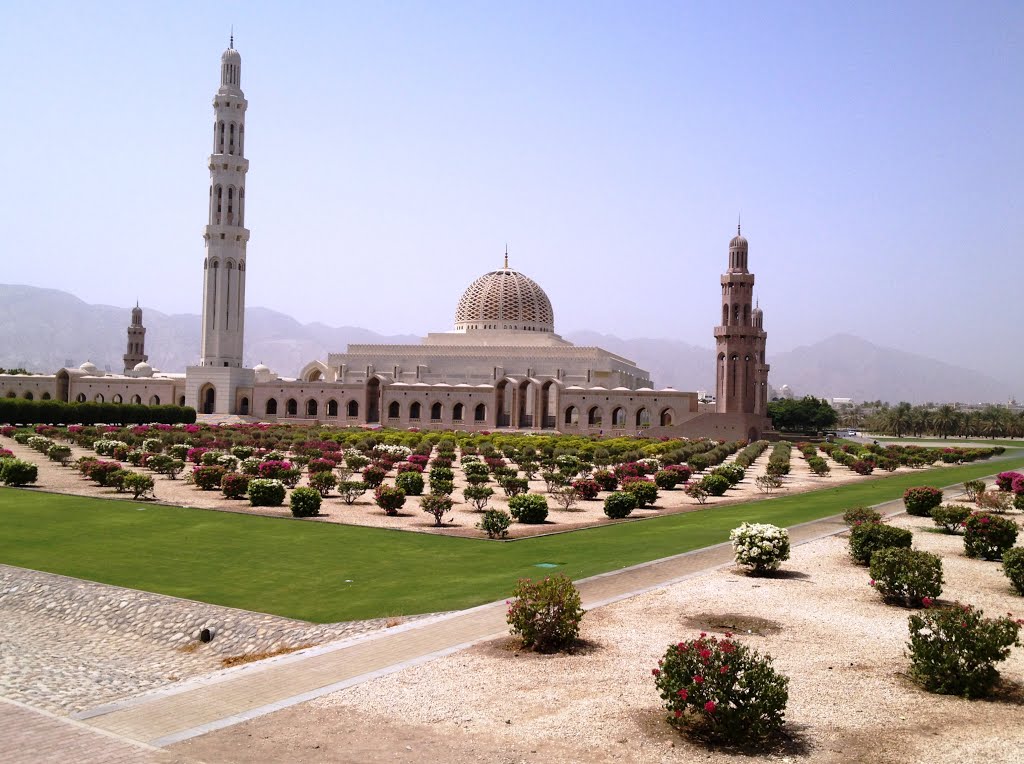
[1,2,1021,379]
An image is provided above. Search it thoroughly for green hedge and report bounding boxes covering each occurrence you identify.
[0,399,196,426]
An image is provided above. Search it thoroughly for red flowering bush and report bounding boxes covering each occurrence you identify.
[592,469,618,492]
[220,471,249,499]
[306,458,336,474]
[653,633,789,743]
[506,574,584,652]
[374,484,406,515]
[963,512,1019,560]
[571,478,600,500]
[903,486,943,517]
[361,465,387,488]
[192,465,227,491]
[907,602,1022,698]
[850,460,874,475]
[995,472,1022,492]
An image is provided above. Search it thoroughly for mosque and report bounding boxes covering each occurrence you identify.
[1,43,772,441]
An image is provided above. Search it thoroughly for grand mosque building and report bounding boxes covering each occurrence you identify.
[2,43,772,441]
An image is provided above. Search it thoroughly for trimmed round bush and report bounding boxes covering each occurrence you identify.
[849,522,913,565]
[374,484,406,515]
[499,476,530,497]
[221,471,249,499]
[476,508,511,539]
[121,472,154,500]
[508,493,549,524]
[429,478,454,496]
[869,548,943,606]
[592,470,618,492]
[572,478,600,500]
[308,471,337,497]
[730,523,790,574]
[420,493,454,526]
[463,484,494,511]
[248,478,286,507]
[843,506,882,527]
[337,480,368,505]
[700,473,730,497]
[653,633,789,743]
[654,470,681,490]
[395,470,424,496]
[963,512,1019,560]
[0,458,38,486]
[930,504,971,534]
[622,479,658,508]
[193,465,227,491]
[290,486,322,517]
[1002,547,1024,596]
[47,444,72,465]
[507,574,584,652]
[903,486,944,517]
[361,465,387,488]
[908,603,1021,698]
[603,491,637,519]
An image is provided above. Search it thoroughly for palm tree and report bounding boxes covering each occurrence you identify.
[931,404,957,439]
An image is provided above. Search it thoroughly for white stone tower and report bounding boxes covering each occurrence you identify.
[199,37,249,368]
[186,38,255,416]
[122,303,147,373]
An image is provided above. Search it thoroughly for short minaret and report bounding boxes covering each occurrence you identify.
[199,37,249,368]
[714,225,770,415]
[123,303,148,373]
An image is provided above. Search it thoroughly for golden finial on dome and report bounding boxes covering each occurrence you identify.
[503,243,509,269]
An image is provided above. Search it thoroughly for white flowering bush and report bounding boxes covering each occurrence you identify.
[94,439,129,456]
[240,457,262,475]
[217,454,240,472]
[26,435,54,453]
[373,444,411,459]
[730,523,791,573]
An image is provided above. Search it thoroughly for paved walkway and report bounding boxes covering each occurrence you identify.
[50,477,980,752]
[0,698,195,764]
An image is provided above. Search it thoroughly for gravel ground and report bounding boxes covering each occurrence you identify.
[174,508,1024,764]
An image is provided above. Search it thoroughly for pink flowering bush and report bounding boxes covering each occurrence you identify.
[653,633,789,743]
[907,602,1022,697]
[903,486,944,517]
[995,472,1022,492]
[506,574,584,652]
[963,512,1019,560]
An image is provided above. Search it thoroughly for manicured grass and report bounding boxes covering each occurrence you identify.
[2,455,1022,623]
[871,436,1024,448]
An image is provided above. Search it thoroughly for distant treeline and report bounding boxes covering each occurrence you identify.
[0,399,197,425]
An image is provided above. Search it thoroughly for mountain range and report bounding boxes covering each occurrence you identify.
[0,284,1013,405]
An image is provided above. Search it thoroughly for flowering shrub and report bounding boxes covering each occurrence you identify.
[374,485,406,515]
[395,470,425,496]
[47,444,72,466]
[476,508,511,539]
[975,489,1013,514]
[963,512,1018,560]
[508,493,548,524]
[807,456,831,476]
[1002,548,1024,596]
[842,506,882,527]
[0,459,38,486]
[903,486,944,517]
[337,480,367,505]
[420,493,454,526]
[361,465,387,488]
[850,460,874,475]
[94,439,129,457]
[592,469,618,491]
[710,464,745,486]
[930,504,971,534]
[653,633,789,743]
[121,472,154,500]
[849,522,913,565]
[963,479,986,502]
[221,471,249,499]
[685,483,709,504]
[248,478,285,507]
[730,523,790,574]
[289,486,322,517]
[603,491,637,519]
[622,478,658,508]
[192,465,227,491]
[654,470,681,490]
[869,548,943,606]
[506,575,584,652]
[907,602,1022,697]
[995,472,1022,492]
[307,458,336,474]
[257,460,293,480]
[394,461,424,475]
[82,460,123,486]
[572,478,601,500]
[308,471,337,497]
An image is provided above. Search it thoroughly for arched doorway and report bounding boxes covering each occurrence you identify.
[587,406,602,427]
[366,378,381,423]
[306,399,318,417]
[240,396,249,415]
[326,399,338,417]
[131,394,142,405]
[149,395,160,405]
[611,407,625,427]
[540,380,557,428]
[659,407,674,426]
[564,406,579,426]
[286,398,297,416]
[266,398,278,415]
[494,380,510,427]
[199,385,215,415]
[636,408,650,428]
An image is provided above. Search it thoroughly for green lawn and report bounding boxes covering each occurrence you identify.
[2,455,1022,623]
[871,436,1024,448]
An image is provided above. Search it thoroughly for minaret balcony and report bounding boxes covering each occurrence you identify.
[204,224,250,241]
[720,273,755,286]
[208,156,249,173]
[714,325,763,339]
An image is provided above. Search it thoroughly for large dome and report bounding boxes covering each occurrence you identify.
[455,267,555,334]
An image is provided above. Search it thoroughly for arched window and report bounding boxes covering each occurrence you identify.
[94,393,104,403]
[612,407,625,427]
[410,401,422,420]
[453,403,465,421]
[474,403,486,422]
[76,393,86,402]
[722,304,728,325]
[23,391,33,401]
[430,402,442,420]
[306,399,318,417]
[41,392,51,400]
[266,398,278,415]
[733,303,740,324]
[636,408,650,427]
[660,408,674,426]
[347,400,358,418]
[240,396,249,415]
[286,398,297,416]
[131,394,142,404]
[178,395,186,406]
[564,406,579,425]
[588,406,602,426]
[111,394,122,404]
[388,401,400,419]
[307,369,323,382]
[149,395,160,405]
[326,399,338,417]
[743,304,750,325]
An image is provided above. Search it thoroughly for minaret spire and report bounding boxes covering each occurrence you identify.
[230,26,234,49]
[504,244,509,269]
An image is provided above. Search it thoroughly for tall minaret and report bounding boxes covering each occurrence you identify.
[123,303,148,373]
[199,37,249,368]
[714,225,770,415]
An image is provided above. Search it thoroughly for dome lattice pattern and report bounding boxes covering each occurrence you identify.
[455,268,555,333]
